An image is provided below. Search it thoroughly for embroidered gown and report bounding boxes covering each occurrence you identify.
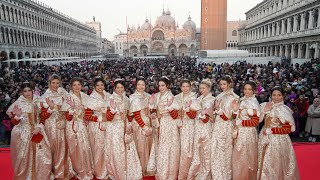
[211,89,239,180]
[188,93,215,180]
[38,87,71,178]
[129,91,154,176]
[105,92,142,180]
[8,95,52,180]
[232,96,261,180]
[150,90,181,180]
[258,102,300,180]
[175,92,201,180]
[85,90,111,179]
[61,91,93,180]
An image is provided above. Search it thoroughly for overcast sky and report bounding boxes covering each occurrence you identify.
[39,0,263,40]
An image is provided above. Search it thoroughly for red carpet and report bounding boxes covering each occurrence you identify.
[1,143,319,180]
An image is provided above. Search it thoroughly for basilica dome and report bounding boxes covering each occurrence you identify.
[155,9,176,29]
[140,18,152,31]
[183,15,196,31]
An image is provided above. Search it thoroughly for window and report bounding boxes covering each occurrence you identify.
[232,30,237,36]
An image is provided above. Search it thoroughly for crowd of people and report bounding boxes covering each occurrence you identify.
[1,57,319,145]
[1,56,319,179]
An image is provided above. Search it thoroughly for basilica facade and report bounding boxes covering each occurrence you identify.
[127,10,197,57]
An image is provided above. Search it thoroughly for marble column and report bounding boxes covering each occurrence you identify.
[308,10,314,29]
[287,17,292,33]
[301,12,306,31]
[293,15,298,32]
[305,43,310,59]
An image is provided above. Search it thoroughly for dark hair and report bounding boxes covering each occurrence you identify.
[114,80,126,89]
[242,81,257,91]
[94,78,106,88]
[219,75,233,84]
[70,77,84,87]
[180,79,191,87]
[20,82,34,92]
[135,76,146,88]
[271,87,285,96]
[158,76,171,88]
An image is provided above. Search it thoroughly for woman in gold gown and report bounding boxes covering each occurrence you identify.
[38,75,71,179]
[129,77,154,176]
[175,79,201,180]
[258,87,300,180]
[188,79,214,180]
[61,78,93,180]
[8,82,51,180]
[85,78,111,179]
[149,76,180,180]
[232,81,261,180]
[105,79,142,180]
[211,76,239,179]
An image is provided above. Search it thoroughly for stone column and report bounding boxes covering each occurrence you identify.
[281,19,285,34]
[283,0,287,7]
[287,17,292,33]
[318,8,320,28]
[291,44,295,58]
[298,44,302,58]
[272,23,275,36]
[268,24,271,37]
[279,45,283,56]
[305,43,310,59]
[308,10,314,29]
[275,46,279,56]
[315,43,319,58]
[293,15,298,32]
[301,13,306,31]
[285,45,289,58]
[276,21,280,35]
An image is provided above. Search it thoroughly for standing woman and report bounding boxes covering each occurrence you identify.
[7,82,51,180]
[211,76,239,179]
[176,79,201,180]
[258,87,300,180]
[149,76,180,180]
[105,79,142,180]
[38,74,70,179]
[188,79,215,179]
[85,78,110,179]
[129,77,154,176]
[232,81,261,180]
[61,78,93,180]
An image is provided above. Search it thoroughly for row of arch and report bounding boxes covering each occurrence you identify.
[0,2,95,36]
[0,26,96,51]
[0,51,92,61]
[129,43,196,57]
[241,42,320,59]
[240,8,320,42]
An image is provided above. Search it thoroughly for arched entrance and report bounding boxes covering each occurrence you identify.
[168,44,177,57]
[178,44,188,56]
[140,45,148,56]
[0,51,8,61]
[18,52,23,59]
[25,51,30,58]
[130,45,138,57]
[152,41,164,54]
[37,52,41,58]
[9,51,16,59]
